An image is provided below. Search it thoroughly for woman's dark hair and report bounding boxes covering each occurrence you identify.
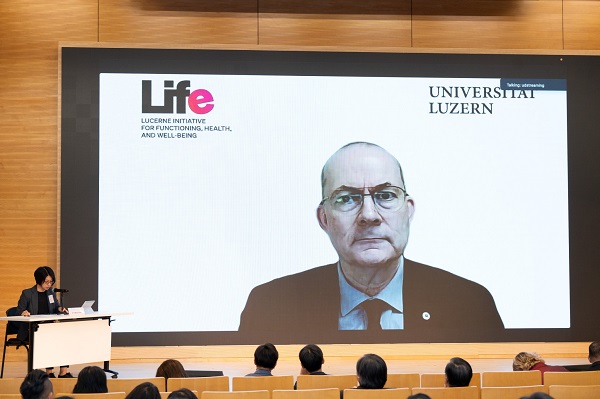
[125,382,161,399]
[20,370,53,399]
[167,388,198,399]
[34,266,56,286]
[156,359,188,379]
[519,393,554,399]
[356,353,387,389]
[73,365,108,393]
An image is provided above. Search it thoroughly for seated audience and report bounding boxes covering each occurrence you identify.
[588,341,600,370]
[72,365,108,393]
[444,357,473,387]
[124,382,161,399]
[167,388,198,399]
[156,359,189,379]
[512,352,568,382]
[356,353,387,389]
[294,344,327,389]
[246,343,279,376]
[21,370,53,399]
[520,393,554,399]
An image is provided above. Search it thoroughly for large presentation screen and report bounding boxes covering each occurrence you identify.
[60,48,600,345]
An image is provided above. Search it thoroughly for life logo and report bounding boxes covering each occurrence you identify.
[141,80,214,114]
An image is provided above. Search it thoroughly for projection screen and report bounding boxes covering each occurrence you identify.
[60,47,600,345]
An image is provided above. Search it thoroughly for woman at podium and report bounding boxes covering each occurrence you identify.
[16,266,72,378]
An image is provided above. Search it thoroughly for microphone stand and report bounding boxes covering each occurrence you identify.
[55,289,68,313]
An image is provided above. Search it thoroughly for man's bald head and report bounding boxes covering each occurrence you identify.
[321,142,406,198]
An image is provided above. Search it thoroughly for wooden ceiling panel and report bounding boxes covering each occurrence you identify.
[413,0,563,49]
[564,0,600,50]
[99,0,258,44]
[259,0,411,47]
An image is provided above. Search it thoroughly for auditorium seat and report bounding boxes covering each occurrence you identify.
[548,384,600,399]
[385,373,420,388]
[52,377,78,393]
[167,376,229,393]
[296,375,356,390]
[58,392,127,399]
[543,370,600,386]
[202,390,269,399]
[343,388,411,399]
[481,370,542,387]
[232,376,294,392]
[0,378,23,394]
[272,388,339,399]
[1,308,29,379]
[411,386,479,399]
[107,377,166,393]
[419,374,446,388]
[420,373,481,387]
[480,385,547,399]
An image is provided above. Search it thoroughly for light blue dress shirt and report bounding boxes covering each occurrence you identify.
[338,258,404,330]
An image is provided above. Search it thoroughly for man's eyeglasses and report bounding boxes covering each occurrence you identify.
[320,185,408,214]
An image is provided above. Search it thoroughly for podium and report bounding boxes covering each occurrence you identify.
[0,312,128,377]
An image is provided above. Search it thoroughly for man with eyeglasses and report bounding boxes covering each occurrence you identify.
[239,142,503,342]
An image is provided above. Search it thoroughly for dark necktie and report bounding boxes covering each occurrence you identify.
[361,298,388,331]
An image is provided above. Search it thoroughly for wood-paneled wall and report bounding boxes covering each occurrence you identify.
[1,0,599,361]
[0,0,98,313]
[412,0,564,49]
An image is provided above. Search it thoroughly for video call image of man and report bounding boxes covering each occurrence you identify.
[239,142,504,343]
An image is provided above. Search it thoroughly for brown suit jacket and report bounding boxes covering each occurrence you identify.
[239,260,504,344]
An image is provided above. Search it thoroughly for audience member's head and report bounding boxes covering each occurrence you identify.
[444,357,473,387]
[407,395,432,399]
[72,366,108,393]
[20,370,53,399]
[356,353,387,389]
[519,393,554,399]
[588,341,600,363]
[156,359,188,379]
[124,382,161,399]
[513,352,545,371]
[166,389,198,399]
[254,343,279,370]
[299,344,325,374]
